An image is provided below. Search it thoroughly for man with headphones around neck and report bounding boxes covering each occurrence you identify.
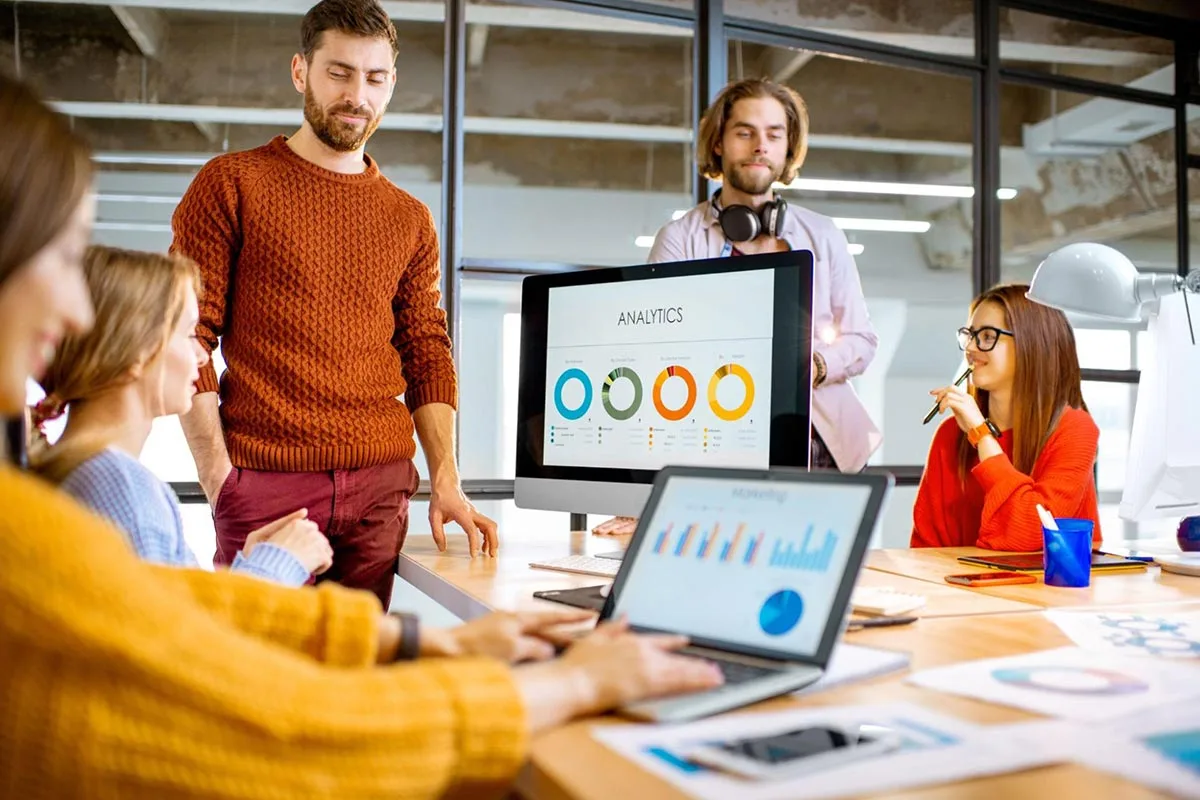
[647,78,881,474]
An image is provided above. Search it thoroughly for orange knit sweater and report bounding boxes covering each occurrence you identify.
[171,136,456,472]
[911,408,1102,551]
[0,467,527,798]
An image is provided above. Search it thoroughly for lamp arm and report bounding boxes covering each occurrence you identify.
[1134,272,1184,305]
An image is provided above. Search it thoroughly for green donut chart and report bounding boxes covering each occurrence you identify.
[601,366,644,421]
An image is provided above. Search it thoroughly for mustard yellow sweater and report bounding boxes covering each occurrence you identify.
[0,467,528,798]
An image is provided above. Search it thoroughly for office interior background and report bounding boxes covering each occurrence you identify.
[6,0,1198,559]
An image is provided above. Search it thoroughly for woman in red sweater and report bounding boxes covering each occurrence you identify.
[911,283,1101,551]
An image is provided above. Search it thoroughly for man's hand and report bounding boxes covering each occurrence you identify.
[421,609,594,662]
[429,479,499,558]
[199,457,234,507]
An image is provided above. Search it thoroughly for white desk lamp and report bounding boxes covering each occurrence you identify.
[1026,242,1200,323]
[1026,243,1200,576]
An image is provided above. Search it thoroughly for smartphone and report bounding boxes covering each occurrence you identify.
[685,724,902,780]
[945,571,1037,586]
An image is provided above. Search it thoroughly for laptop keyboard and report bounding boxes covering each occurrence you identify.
[704,658,784,685]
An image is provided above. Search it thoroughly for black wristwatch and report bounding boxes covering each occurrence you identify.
[389,611,420,661]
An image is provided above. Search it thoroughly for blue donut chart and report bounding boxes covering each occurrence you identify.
[553,368,593,421]
[990,666,1148,695]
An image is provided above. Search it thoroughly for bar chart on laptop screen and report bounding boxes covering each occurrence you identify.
[614,477,873,655]
[649,523,838,574]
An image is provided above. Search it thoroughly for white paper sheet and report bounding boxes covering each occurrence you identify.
[796,643,910,696]
[907,646,1200,722]
[1047,610,1200,660]
[590,703,1063,800]
[1077,701,1200,796]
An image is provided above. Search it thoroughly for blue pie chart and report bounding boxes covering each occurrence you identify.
[759,589,803,636]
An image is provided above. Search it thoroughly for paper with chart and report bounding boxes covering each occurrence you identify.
[1047,609,1200,659]
[542,269,774,471]
[590,702,1064,800]
[907,646,1200,722]
[1069,700,1200,796]
[795,644,910,696]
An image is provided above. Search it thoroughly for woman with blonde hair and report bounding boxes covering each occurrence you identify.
[912,283,1101,551]
[0,70,721,798]
[32,245,331,584]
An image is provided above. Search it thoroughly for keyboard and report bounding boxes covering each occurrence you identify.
[705,658,783,685]
[528,555,621,578]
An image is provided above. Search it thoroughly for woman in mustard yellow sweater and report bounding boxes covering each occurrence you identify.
[0,73,722,799]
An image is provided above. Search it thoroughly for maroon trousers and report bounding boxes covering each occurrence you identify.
[213,459,419,609]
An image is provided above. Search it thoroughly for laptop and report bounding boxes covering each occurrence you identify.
[593,464,892,723]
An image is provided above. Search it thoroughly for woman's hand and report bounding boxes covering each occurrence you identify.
[512,617,724,733]
[929,384,986,434]
[242,509,333,576]
[420,609,595,663]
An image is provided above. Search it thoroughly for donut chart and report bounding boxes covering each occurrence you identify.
[708,363,755,421]
[990,666,1148,695]
[553,368,593,421]
[601,367,644,421]
[653,365,698,422]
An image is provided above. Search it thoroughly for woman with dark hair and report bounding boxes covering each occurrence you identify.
[0,71,720,798]
[912,283,1101,551]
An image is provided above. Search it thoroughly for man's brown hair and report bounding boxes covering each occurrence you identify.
[300,0,398,61]
[697,78,810,185]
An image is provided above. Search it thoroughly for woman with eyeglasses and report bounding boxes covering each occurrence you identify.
[911,283,1101,550]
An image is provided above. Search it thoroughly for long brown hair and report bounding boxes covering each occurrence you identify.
[697,78,810,185]
[31,246,201,483]
[0,72,93,464]
[957,283,1087,479]
[0,73,93,289]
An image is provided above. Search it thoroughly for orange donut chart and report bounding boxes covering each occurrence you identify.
[708,363,755,421]
[652,365,698,422]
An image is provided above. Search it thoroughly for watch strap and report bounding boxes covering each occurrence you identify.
[389,612,420,661]
[967,419,1001,447]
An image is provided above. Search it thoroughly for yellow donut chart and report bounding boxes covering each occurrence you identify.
[652,365,697,422]
[708,363,755,421]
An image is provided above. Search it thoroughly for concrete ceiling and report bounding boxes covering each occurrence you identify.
[0,0,1195,273]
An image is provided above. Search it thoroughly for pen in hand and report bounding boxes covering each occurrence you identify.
[922,366,973,425]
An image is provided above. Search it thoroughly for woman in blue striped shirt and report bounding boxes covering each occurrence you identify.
[31,245,331,585]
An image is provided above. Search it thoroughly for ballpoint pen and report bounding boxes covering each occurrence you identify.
[922,366,972,425]
[846,616,919,631]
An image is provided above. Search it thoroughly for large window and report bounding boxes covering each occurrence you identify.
[7,0,1196,546]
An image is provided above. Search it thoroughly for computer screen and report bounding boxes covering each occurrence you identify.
[609,473,876,662]
[516,252,814,516]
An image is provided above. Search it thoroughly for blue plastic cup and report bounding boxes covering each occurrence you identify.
[1043,518,1093,587]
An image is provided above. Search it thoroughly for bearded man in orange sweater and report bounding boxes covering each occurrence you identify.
[172,0,496,608]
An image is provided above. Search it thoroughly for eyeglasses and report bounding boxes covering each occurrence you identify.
[957,326,1014,352]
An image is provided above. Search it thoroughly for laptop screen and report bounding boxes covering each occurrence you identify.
[609,473,875,660]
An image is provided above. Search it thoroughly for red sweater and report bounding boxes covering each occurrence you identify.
[171,136,456,472]
[911,408,1101,551]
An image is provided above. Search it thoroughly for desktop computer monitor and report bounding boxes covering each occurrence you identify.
[515,251,815,517]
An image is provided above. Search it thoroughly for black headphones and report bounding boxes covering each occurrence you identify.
[711,189,787,243]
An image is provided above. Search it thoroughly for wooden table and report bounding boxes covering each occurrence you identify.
[398,531,1200,799]
[868,547,1200,609]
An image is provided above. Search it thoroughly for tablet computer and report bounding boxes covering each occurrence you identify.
[956,552,1148,572]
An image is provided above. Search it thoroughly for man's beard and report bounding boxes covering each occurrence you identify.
[727,159,782,196]
[304,85,382,153]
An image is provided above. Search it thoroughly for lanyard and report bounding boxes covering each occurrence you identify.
[720,241,733,258]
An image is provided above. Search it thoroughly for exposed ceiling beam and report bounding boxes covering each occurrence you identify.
[467,23,489,69]
[110,5,167,58]
[54,100,995,156]
[770,48,816,84]
[22,0,1162,67]
[192,120,222,142]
